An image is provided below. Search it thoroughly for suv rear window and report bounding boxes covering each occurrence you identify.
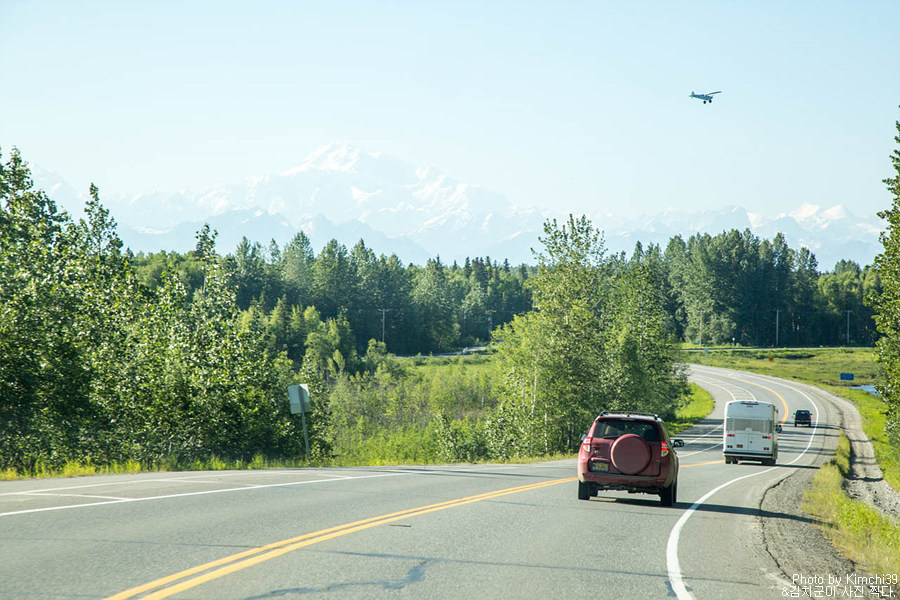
[593,420,660,442]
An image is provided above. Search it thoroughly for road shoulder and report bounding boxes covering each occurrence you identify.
[759,383,898,599]
[760,466,858,588]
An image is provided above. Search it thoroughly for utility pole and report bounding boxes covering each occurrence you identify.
[378,308,392,344]
[486,310,496,339]
[775,309,781,348]
[845,309,852,346]
[699,311,703,347]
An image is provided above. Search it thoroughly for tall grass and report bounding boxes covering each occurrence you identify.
[3,354,713,479]
[0,454,303,480]
[803,432,900,576]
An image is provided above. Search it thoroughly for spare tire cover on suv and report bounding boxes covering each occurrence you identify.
[610,434,651,475]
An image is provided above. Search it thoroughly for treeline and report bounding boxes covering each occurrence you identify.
[639,231,879,347]
[0,144,884,473]
[132,239,533,360]
[131,231,879,366]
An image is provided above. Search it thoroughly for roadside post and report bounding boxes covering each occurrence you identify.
[840,373,854,399]
[288,384,312,466]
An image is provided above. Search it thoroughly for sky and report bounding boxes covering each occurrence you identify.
[2,0,899,222]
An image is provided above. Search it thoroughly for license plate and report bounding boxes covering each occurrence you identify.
[593,461,608,472]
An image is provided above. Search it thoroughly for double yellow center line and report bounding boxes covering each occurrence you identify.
[105,476,577,599]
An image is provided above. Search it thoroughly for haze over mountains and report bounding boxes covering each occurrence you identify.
[34,142,883,270]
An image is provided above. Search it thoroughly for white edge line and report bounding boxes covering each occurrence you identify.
[0,472,405,518]
[669,368,823,599]
[667,467,777,599]
[0,464,530,499]
[0,464,547,519]
[21,493,131,501]
[0,469,353,497]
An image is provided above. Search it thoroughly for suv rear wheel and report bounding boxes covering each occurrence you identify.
[660,480,677,506]
[578,480,591,501]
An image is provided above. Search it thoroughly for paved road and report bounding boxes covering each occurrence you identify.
[0,366,835,599]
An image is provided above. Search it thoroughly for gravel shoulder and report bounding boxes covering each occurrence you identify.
[759,380,899,598]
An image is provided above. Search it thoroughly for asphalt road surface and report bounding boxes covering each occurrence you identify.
[0,366,836,599]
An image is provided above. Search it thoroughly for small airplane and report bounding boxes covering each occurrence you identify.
[690,90,721,104]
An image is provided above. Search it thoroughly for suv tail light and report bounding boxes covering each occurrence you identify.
[581,437,593,455]
[661,440,669,457]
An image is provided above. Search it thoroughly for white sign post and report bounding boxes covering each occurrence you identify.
[287,384,311,465]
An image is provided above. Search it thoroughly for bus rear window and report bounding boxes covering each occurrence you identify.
[726,418,773,433]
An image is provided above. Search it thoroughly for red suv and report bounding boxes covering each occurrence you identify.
[577,411,684,506]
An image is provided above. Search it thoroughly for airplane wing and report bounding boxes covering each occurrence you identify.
[708,91,722,95]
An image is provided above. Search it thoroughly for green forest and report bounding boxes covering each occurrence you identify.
[131,213,880,356]
[0,140,895,475]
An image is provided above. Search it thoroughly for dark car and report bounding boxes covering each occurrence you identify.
[577,411,684,506]
[794,409,812,427]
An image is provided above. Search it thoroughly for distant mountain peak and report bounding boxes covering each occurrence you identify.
[790,202,821,221]
[822,205,850,220]
[30,145,884,270]
[782,203,856,226]
[283,141,367,176]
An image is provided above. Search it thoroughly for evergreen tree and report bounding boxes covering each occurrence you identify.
[313,239,355,318]
[411,257,458,352]
[280,231,315,307]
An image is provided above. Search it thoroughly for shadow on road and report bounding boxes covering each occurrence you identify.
[592,496,818,524]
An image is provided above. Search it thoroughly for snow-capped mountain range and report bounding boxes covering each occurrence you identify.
[33,142,884,270]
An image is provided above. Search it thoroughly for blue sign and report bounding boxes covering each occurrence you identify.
[840,373,854,381]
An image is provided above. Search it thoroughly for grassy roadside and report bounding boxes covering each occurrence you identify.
[0,454,307,481]
[803,431,900,575]
[667,383,715,436]
[1,374,716,480]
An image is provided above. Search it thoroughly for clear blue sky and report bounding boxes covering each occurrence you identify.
[2,0,898,220]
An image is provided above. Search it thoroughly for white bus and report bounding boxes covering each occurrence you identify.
[723,400,778,465]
